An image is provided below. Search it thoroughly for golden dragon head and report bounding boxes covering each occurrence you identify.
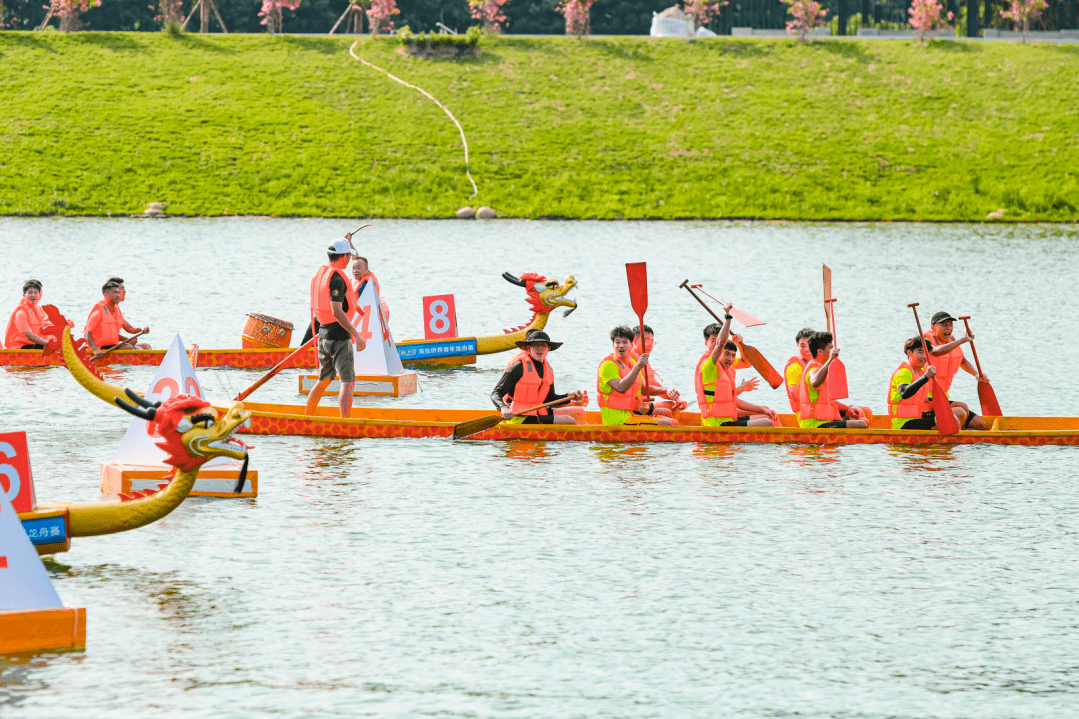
[502,272,578,317]
[46,306,252,489]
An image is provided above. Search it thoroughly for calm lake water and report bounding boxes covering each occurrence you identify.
[2,218,1079,718]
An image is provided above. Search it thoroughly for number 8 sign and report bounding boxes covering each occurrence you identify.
[423,294,458,340]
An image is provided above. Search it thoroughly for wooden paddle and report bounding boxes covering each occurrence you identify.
[679,280,783,389]
[910,303,959,436]
[626,262,653,391]
[823,298,849,399]
[959,316,1003,416]
[453,397,572,440]
[234,337,317,401]
[96,329,148,360]
[689,284,766,327]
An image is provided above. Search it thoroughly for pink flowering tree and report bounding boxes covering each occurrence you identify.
[155,0,184,28]
[1000,0,1047,43]
[259,0,301,34]
[367,0,399,34]
[468,0,508,32]
[783,0,827,43]
[557,0,593,36]
[682,0,729,31]
[908,0,953,43]
[46,0,101,31]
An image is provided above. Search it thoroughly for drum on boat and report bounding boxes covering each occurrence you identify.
[242,312,294,349]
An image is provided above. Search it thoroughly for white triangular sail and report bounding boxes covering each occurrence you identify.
[353,281,404,376]
[0,490,62,610]
[113,335,226,466]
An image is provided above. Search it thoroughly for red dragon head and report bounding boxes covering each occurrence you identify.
[502,272,578,317]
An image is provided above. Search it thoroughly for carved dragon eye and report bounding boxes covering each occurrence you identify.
[189,412,216,429]
[546,281,558,288]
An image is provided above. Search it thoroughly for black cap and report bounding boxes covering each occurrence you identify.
[931,311,957,324]
[514,330,563,351]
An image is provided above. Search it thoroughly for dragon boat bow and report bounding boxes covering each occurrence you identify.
[220,402,1079,446]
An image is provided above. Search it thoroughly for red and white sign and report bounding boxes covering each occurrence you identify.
[423,295,458,340]
[0,431,35,513]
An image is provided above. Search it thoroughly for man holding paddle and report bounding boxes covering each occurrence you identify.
[695,309,778,428]
[889,338,967,430]
[490,331,584,425]
[84,277,151,358]
[598,326,677,427]
[305,238,368,418]
[923,311,987,430]
[798,331,869,430]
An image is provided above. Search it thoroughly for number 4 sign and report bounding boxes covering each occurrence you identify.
[423,295,458,340]
[0,431,36,513]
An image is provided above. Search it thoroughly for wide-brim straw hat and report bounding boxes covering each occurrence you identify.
[514,330,563,351]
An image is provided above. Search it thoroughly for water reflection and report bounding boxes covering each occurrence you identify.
[589,444,650,469]
[691,442,740,462]
[888,444,959,472]
[784,444,843,465]
[500,440,551,462]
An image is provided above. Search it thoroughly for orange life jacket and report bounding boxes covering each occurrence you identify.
[507,357,554,415]
[924,330,964,394]
[798,360,841,421]
[85,299,125,347]
[695,352,738,420]
[597,353,641,411]
[784,356,806,414]
[4,297,48,348]
[345,277,362,327]
[889,361,932,420]
[310,265,350,327]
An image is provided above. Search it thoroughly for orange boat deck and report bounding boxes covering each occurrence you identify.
[226,402,1079,446]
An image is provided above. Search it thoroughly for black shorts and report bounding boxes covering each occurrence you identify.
[634,403,655,416]
[900,412,938,430]
[817,420,851,429]
[719,417,750,427]
[18,343,44,349]
[963,411,980,429]
[317,338,355,382]
[519,411,554,425]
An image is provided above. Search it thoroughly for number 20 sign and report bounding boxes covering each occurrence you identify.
[423,295,458,340]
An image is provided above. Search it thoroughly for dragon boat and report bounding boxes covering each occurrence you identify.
[0,271,578,369]
[220,402,1079,447]
[16,317,253,555]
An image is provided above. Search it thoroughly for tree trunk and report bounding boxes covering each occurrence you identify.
[200,0,208,32]
[59,10,81,31]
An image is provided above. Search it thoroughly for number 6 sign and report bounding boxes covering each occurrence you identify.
[423,295,458,340]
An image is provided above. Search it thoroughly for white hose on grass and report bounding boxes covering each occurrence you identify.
[349,41,478,198]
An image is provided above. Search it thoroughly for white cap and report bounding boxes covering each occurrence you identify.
[328,238,357,256]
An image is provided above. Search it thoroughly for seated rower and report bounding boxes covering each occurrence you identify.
[696,308,778,427]
[798,331,869,429]
[889,337,967,430]
[353,255,389,325]
[924,311,987,430]
[785,327,870,422]
[598,326,677,427]
[631,324,687,419]
[4,279,52,349]
[84,277,150,358]
[501,329,588,421]
[491,331,584,425]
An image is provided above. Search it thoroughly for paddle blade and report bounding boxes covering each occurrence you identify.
[453,413,504,440]
[740,343,783,389]
[626,262,648,317]
[978,380,1003,417]
[729,306,766,328]
[932,379,959,436]
[829,358,849,399]
[823,265,833,322]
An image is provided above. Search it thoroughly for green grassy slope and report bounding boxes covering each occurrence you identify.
[1,31,1077,220]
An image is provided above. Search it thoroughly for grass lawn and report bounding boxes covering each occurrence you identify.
[0,31,1077,220]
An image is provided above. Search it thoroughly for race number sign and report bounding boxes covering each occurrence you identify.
[423,295,458,340]
[0,431,36,513]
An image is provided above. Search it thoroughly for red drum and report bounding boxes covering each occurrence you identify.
[242,313,294,349]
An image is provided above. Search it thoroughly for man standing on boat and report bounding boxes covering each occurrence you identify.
[798,332,869,430]
[305,238,367,418]
[923,311,987,430]
[695,310,777,428]
[491,330,585,425]
[4,279,52,349]
[83,278,151,358]
[889,337,967,430]
[598,326,677,427]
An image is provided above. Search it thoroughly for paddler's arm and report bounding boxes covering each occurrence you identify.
[897,366,935,398]
[607,353,649,394]
[928,334,971,356]
[807,347,839,387]
[736,397,779,424]
[331,300,366,351]
[492,362,524,419]
[83,330,102,357]
[709,304,735,365]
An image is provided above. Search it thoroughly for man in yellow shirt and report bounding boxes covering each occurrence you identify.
[798,332,869,429]
[695,308,778,427]
[888,337,967,430]
[597,326,676,426]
